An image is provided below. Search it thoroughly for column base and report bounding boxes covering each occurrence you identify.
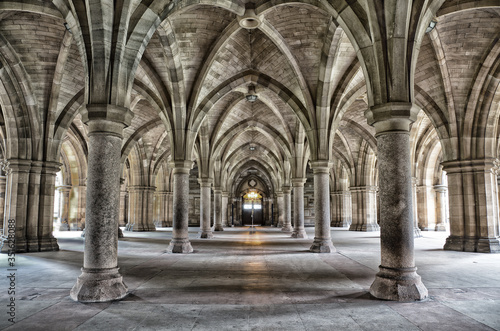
[38,237,60,252]
[291,229,308,238]
[166,239,193,253]
[331,220,349,228]
[27,238,40,252]
[70,267,128,303]
[444,236,500,252]
[0,236,27,253]
[435,223,447,231]
[281,224,293,232]
[214,224,224,231]
[198,231,214,239]
[309,238,336,253]
[59,224,70,231]
[118,228,124,238]
[476,238,500,253]
[370,266,428,301]
[349,223,380,231]
[414,227,422,238]
[128,224,156,232]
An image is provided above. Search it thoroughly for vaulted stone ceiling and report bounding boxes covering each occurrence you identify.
[0,0,499,195]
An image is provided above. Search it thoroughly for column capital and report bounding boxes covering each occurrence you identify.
[82,104,134,137]
[365,102,418,135]
[198,178,213,187]
[127,185,156,193]
[291,178,306,187]
[169,160,193,174]
[275,191,284,198]
[221,191,229,198]
[433,185,447,193]
[349,185,377,193]
[310,160,332,173]
[282,186,292,194]
[441,158,498,174]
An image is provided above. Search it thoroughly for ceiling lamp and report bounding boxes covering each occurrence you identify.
[246,85,258,102]
[238,8,261,30]
[425,20,437,33]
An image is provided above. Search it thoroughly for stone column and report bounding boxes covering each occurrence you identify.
[126,186,156,231]
[291,178,307,238]
[70,104,131,302]
[434,185,447,231]
[282,187,293,232]
[221,192,229,227]
[214,189,223,231]
[166,191,173,227]
[442,159,500,252]
[276,191,284,228]
[58,185,72,231]
[198,178,214,238]
[331,191,351,227]
[38,162,61,251]
[349,186,379,231]
[118,181,128,227]
[0,161,19,252]
[310,161,335,253]
[367,103,427,301]
[417,184,436,232]
[167,161,193,253]
[77,185,87,230]
[0,172,6,230]
[153,191,168,227]
[411,178,422,237]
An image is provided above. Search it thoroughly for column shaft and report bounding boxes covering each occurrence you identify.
[367,103,427,301]
[167,162,193,253]
[198,179,214,238]
[221,193,229,227]
[443,159,500,252]
[434,185,447,231]
[126,186,156,231]
[369,131,427,301]
[282,187,293,232]
[349,186,379,231]
[310,163,335,253]
[214,190,223,231]
[291,179,307,238]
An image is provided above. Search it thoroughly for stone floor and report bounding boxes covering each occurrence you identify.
[1,226,500,330]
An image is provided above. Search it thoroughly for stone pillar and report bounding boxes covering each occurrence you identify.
[0,172,6,230]
[221,192,229,227]
[118,181,128,227]
[282,187,293,232]
[0,160,60,253]
[411,178,422,237]
[166,191,173,227]
[417,184,436,232]
[331,191,351,227]
[77,185,87,230]
[442,159,500,253]
[367,103,427,301]
[310,161,335,253]
[70,105,131,302]
[58,185,72,231]
[276,191,284,228]
[198,179,214,238]
[291,178,307,238]
[38,162,60,251]
[434,185,448,231]
[167,161,193,253]
[349,186,379,231]
[154,190,168,227]
[126,186,156,231]
[214,189,223,231]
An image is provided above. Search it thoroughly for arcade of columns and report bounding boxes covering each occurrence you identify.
[0,0,499,304]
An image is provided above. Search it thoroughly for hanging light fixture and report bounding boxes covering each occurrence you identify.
[425,20,437,33]
[246,85,258,102]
